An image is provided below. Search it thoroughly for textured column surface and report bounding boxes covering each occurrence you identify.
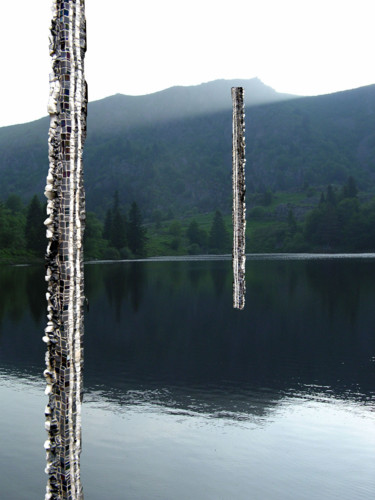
[232,87,246,310]
[43,1,87,499]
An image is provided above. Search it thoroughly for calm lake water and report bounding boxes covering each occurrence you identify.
[0,255,375,499]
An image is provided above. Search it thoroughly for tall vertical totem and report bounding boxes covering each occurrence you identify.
[232,87,246,310]
[43,1,87,499]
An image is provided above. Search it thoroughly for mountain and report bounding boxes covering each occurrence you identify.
[87,78,295,132]
[0,78,295,216]
[1,79,375,219]
[245,84,375,192]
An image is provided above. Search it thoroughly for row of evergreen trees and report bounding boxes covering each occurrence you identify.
[103,192,146,257]
[100,195,231,257]
[304,177,371,251]
[0,192,147,260]
[0,194,45,257]
[0,193,231,261]
[3,177,375,261]
[185,210,230,254]
[248,176,374,253]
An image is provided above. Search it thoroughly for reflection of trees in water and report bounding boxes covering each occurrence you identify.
[129,263,145,312]
[0,267,28,325]
[287,264,300,299]
[26,266,45,324]
[164,261,184,289]
[209,261,230,298]
[246,261,287,311]
[2,260,375,408]
[0,266,45,329]
[187,264,210,292]
[83,275,374,404]
[246,259,367,333]
[0,266,47,372]
[305,259,364,329]
[102,263,146,318]
[187,266,203,291]
[103,264,130,321]
[84,263,106,303]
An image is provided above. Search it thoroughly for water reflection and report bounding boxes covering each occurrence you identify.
[1,257,374,409]
[1,257,375,499]
[101,262,146,317]
[0,265,45,327]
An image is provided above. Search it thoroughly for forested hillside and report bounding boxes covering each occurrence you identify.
[0,78,294,217]
[2,78,375,222]
[0,80,375,217]
[2,79,375,261]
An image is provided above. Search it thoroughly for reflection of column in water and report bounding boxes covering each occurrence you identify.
[43,1,87,499]
[232,87,246,310]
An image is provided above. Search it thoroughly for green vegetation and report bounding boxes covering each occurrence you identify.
[4,178,375,264]
[2,82,375,222]
[246,177,375,253]
[25,195,45,254]
[3,82,375,263]
[127,201,147,257]
[0,194,44,264]
[0,193,231,262]
[208,210,230,253]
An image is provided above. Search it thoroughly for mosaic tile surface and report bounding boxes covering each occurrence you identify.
[232,87,246,310]
[43,1,87,499]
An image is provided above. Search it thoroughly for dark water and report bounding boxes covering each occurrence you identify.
[1,256,375,499]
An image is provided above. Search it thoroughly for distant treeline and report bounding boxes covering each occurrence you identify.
[247,177,375,253]
[2,178,375,263]
[0,194,45,262]
[4,84,375,220]
[0,191,231,262]
[0,192,149,262]
[85,192,230,259]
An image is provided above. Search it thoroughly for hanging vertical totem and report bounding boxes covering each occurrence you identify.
[232,87,246,310]
[43,1,87,499]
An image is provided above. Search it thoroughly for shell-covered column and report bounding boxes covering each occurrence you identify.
[232,87,246,310]
[43,1,87,498]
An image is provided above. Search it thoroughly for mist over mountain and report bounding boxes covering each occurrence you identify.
[87,78,295,131]
[1,78,374,218]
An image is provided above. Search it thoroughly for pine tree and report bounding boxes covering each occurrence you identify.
[127,201,146,255]
[326,185,336,206]
[127,201,146,256]
[105,191,127,249]
[342,176,358,199]
[186,219,207,248]
[25,195,45,253]
[103,208,113,240]
[111,210,127,250]
[209,210,230,253]
[187,220,201,244]
[5,194,23,213]
[287,208,297,235]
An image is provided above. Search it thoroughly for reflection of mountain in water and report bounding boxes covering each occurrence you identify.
[1,258,375,420]
[83,383,282,423]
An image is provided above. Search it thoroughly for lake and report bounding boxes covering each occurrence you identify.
[0,255,374,499]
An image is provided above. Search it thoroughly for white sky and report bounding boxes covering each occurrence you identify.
[1,0,374,127]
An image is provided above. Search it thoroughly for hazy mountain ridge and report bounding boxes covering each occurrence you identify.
[88,78,295,129]
[245,84,375,191]
[1,79,374,218]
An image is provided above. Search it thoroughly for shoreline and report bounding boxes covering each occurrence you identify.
[4,252,375,267]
